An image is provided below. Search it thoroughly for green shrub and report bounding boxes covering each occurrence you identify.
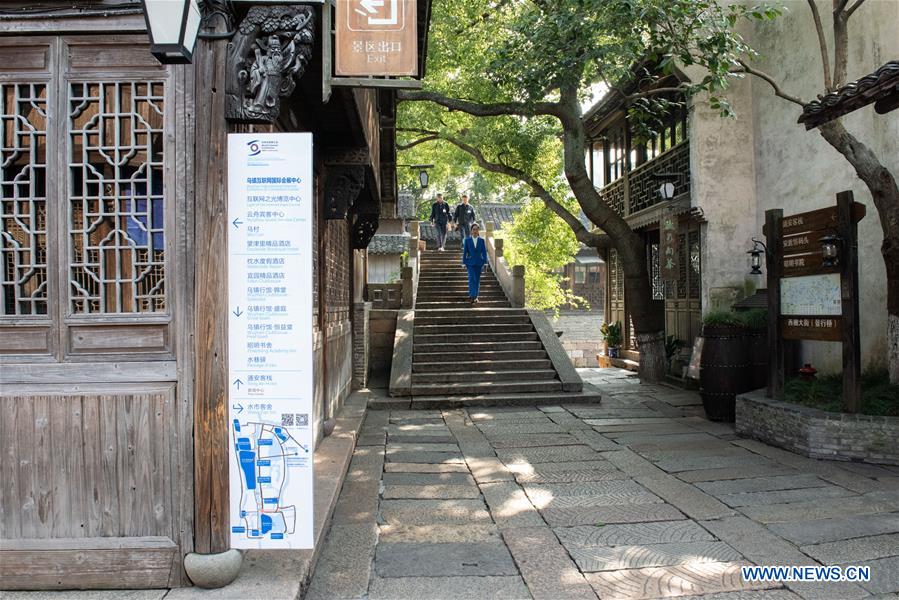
[739,309,768,331]
[783,367,899,417]
[702,310,745,327]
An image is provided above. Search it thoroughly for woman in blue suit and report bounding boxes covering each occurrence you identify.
[462,223,488,303]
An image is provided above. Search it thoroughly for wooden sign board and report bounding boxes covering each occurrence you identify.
[782,229,827,255]
[659,206,680,283]
[781,316,842,341]
[782,252,839,278]
[335,0,418,76]
[763,202,865,236]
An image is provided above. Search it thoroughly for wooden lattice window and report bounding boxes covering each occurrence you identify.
[68,81,166,314]
[1,82,49,316]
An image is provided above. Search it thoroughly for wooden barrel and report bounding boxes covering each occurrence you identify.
[700,324,749,422]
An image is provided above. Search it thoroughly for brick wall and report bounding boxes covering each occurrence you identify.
[736,390,899,465]
[549,310,605,367]
[353,301,370,388]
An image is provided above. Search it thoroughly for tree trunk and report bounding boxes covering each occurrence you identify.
[557,85,667,382]
[819,120,899,383]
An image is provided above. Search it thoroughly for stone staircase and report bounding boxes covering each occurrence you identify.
[384,249,602,408]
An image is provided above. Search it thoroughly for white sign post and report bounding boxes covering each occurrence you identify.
[227,133,314,549]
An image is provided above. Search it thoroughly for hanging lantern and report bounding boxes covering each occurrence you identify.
[141,0,202,64]
[418,169,429,189]
[659,181,675,200]
[746,238,767,275]
[820,233,842,267]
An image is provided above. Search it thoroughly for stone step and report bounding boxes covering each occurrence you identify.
[414,332,538,345]
[371,389,603,409]
[412,358,553,372]
[414,314,531,326]
[416,301,511,308]
[413,342,544,355]
[416,295,509,303]
[414,323,534,335]
[411,380,564,396]
[412,369,558,384]
[414,308,528,317]
[412,342,546,360]
[417,288,506,295]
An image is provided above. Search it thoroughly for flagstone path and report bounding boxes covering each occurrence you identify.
[306,368,899,600]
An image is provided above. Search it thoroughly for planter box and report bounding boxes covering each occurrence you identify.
[736,390,899,465]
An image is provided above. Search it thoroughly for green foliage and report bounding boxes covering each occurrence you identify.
[601,321,623,348]
[501,199,585,311]
[702,310,746,327]
[739,309,768,331]
[665,335,684,360]
[783,368,899,417]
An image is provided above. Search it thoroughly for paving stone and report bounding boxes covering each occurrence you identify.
[515,468,630,484]
[572,429,621,451]
[677,591,802,600]
[523,480,651,497]
[374,542,519,577]
[855,555,899,595]
[802,533,899,564]
[566,408,661,419]
[467,456,515,483]
[368,575,531,599]
[390,417,446,425]
[699,515,826,567]
[331,481,380,523]
[496,445,602,465]
[384,461,470,473]
[379,499,492,525]
[530,490,663,509]
[385,450,465,464]
[695,475,829,496]
[489,433,581,448]
[584,561,776,600]
[676,464,798,483]
[381,472,475,486]
[480,423,567,436]
[387,434,457,444]
[637,446,755,462]
[304,523,377,600]
[469,409,548,420]
[717,485,857,507]
[652,454,780,474]
[569,540,743,572]
[378,523,502,544]
[616,432,727,449]
[584,417,678,427]
[384,442,460,452]
[509,460,618,475]
[382,484,482,499]
[538,405,568,413]
[546,413,595,430]
[479,482,545,528]
[603,424,714,438]
[634,474,738,520]
[767,512,899,545]
[347,447,385,482]
[555,521,714,547]
[357,433,387,446]
[600,449,667,478]
[502,526,598,599]
[540,503,686,526]
[385,422,451,432]
[738,496,897,524]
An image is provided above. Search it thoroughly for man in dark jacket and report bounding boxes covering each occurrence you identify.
[429,193,453,251]
[452,194,476,250]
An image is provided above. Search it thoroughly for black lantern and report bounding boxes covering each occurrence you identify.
[820,232,842,267]
[747,238,767,275]
[141,0,202,64]
[418,169,429,189]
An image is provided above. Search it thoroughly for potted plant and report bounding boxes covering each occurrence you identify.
[601,321,623,358]
[665,335,685,376]
[699,311,749,422]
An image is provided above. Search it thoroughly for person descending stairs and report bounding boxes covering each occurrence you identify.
[407,249,599,402]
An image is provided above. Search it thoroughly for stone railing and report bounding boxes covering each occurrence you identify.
[402,221,421,308]
[367,283,403,309]
[485,222,525,308]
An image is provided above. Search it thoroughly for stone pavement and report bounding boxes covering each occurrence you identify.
[307,368,899,600]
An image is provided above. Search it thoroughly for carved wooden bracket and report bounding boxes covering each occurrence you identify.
[225,5,315,123]
[324,165,365,220]
[352,214,380,249]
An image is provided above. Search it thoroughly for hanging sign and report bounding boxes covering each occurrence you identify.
[659,205,680,283]
[228,133,314,549]
[335,0,418,76]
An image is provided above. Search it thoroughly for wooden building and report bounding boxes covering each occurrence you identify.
[0,0,429,589]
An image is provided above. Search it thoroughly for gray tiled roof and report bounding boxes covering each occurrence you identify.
[368,233,410,255]
[799,60,899,129]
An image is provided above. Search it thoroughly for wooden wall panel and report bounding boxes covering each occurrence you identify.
[0,387,180,541]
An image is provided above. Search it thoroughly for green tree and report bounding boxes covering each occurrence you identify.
[398,0,776,381]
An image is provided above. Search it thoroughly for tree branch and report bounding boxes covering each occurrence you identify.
[834,0,850,15]
[396,135,439,151]
[734,60,808,106]
[398,89,563,119]
[807,0,833,90]
[843,0,868,18]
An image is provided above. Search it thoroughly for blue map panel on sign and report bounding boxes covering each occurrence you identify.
[230,420,310,542]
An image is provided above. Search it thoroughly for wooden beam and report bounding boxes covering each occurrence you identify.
[838,190,862,413]
[331,77,423,89]
[765,208,784,399]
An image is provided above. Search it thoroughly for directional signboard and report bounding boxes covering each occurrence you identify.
[227,133,314,549]
[335,0,418,76]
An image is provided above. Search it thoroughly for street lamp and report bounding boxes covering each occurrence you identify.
[141,0,202,64]
[747,238,767,275]
[820,232,842,267]
[659,182,675,200]
[418,169,429,189]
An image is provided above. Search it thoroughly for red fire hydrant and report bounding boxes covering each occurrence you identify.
[799,363,818,382]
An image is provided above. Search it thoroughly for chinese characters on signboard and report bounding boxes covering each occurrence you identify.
[228,133,314,550]
[659,206,680,284]
[335,0,418,76]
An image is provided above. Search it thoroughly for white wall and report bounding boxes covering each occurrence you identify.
[746,0,898,372]
[368,254,402,284]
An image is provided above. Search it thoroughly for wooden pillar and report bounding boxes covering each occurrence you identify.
[192,35,230,555]
[837,191,861,412]
[765,209,784,399]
